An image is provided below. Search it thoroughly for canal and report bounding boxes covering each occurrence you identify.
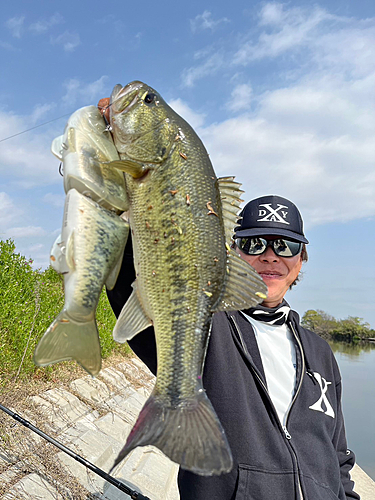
[329,340,375,481]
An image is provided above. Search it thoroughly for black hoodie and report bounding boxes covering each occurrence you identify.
[107,242,359,500]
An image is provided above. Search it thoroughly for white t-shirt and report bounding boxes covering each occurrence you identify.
[243,314,297,426]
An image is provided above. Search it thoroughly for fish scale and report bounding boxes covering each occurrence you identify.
[128,165,223,399]
[108,80,267,475]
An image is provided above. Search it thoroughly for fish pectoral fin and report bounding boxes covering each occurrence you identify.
[102,160,149,178]
[214,248,268,311]
[34,310,102,376]
[65,231,75,271]
[50,234,70,274]
[105,222,130,290]
[113,286,152,342]
[110,388,233,476]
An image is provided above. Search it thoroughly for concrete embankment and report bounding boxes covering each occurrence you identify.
[0,358,373,499]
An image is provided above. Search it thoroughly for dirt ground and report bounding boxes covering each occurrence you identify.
[0,352,138,499]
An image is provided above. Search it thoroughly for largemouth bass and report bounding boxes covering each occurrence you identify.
[107,81,267,475]
[34,107,129,376]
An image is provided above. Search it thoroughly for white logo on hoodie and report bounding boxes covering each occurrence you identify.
[309,372,335,418]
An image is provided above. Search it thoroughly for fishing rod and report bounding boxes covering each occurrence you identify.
[0,403,151,500]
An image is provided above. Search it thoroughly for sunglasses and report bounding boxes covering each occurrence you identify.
[235,237,302,258]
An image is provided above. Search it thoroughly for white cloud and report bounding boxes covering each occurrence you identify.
[51,31,80,52]
[0,191,15,212]
[0,110,61,188]
[190,11,230,33]
[6,16,25,38]
[5,226,47,238]
[234,4,332,64]
[0,192,23,229]
[0,75,108,189]
[0,40,16,50]
[178,3,375,226]
[226,83,253,113]
[258,2,285,25]
[200,76,375,226]
[43,192,65,208]
[62,76,108,106]
[30,103,57,124]
[28,243,44,252]
[168,99,206,129]
[181,52,224,88]
[29,13,64,34]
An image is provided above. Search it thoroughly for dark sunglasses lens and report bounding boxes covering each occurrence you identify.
[236,237,302,257]
[236,237,267,255]
[273,239,302,257]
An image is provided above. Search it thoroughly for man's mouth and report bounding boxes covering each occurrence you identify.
[259,271,282,279]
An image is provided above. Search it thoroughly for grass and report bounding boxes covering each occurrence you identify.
[0,238,131,387]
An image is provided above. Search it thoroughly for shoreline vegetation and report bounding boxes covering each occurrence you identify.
[1,238,373,389]
[301,309,375,344]
[0,238,131,389]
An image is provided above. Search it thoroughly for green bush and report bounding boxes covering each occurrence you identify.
[0,239,130,384]
[301,308,374,342]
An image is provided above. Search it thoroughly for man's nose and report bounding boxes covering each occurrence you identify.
[260,245,279,262]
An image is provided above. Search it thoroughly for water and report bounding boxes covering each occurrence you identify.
[329,340,375,481]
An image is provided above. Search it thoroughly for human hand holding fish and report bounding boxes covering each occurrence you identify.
[33,80,267,476]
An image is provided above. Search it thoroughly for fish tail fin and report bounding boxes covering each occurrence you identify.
[111,389,233,476]
[34,310,102,376]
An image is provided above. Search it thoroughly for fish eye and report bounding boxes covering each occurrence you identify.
[144,93,157,104]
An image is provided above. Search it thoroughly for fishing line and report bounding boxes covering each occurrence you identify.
[0,93,123,144]
[0,112,74,144]
[0,403,151,500]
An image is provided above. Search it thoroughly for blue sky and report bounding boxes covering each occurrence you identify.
[1,1,375,327]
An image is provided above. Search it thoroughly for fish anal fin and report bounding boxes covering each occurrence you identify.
[113,286,152,342]
[110,388,233,476]
[214,249,268,311]
[34,310,102,376]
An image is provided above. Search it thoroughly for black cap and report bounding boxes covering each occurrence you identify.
[234,195,309,244]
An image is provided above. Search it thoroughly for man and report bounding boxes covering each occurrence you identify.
[107,195,359,499]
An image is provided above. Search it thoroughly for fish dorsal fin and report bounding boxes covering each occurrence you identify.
[214,248,267,312]
[113,282,152,342]
[217,176,244,244]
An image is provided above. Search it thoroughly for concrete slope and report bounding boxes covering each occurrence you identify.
[0,357,373,499]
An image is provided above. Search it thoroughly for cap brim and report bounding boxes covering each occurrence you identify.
[234,227,309,244]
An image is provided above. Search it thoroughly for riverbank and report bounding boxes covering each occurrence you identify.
[0,354,373,499]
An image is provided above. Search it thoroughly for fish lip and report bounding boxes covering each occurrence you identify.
[110,81,146,114]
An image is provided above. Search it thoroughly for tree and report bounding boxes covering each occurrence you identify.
[302,309,374,342]
[331,317,372,342]
[301,310,337,339]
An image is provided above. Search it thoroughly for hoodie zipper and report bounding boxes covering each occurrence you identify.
[286,321,306,500]
[230,315,305,500]
[284,322,306,429]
